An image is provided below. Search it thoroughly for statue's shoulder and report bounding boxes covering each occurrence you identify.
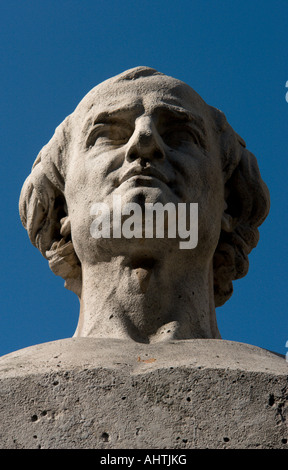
[0,337,286,377]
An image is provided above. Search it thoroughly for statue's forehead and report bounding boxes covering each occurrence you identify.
[75,75,209,120]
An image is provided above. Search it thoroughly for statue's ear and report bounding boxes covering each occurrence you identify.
[221,211,234,233]
[221,190,236,233]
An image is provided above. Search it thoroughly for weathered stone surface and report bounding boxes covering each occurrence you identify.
[0,338,287,449]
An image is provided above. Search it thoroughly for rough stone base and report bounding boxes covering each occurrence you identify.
[0,338,287,449]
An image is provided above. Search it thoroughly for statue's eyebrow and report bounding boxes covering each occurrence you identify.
[93,105,144,126]
[154,105,207,135]
[154,104,208,149]
[82,106,143,135]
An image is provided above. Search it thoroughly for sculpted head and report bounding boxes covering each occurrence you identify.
[19,66,270,342]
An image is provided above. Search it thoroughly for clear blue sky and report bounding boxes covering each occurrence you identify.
[0,0,287,356]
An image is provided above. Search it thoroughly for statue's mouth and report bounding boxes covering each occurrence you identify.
[119,166,169,187]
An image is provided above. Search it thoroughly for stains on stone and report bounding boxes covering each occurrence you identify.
[137,356,156,364]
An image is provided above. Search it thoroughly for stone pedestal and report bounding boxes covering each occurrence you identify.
[0,338,287,449]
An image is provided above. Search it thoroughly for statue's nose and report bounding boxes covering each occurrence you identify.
[125,117,165,164]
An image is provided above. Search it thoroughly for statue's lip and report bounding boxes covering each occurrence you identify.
[119,166,169,186]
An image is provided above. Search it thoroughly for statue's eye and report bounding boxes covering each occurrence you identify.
[86,124,131,148]
[162,126,201,148]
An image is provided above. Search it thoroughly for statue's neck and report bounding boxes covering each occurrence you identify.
[74,252,221,343]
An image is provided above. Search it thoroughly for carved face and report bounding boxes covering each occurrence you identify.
[65,74,226,263]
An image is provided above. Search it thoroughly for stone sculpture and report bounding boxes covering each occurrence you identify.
[19,66,270,343]
[3,67,286,451]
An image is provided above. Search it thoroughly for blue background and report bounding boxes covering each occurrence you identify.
[0,0,287,356]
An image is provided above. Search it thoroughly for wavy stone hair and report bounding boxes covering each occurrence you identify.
[19,68,270,307]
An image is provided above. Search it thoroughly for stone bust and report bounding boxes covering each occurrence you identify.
[19,66,270,344]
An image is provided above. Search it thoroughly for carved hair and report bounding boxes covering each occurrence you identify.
[19,69,270,306]
[210,108,270,306]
